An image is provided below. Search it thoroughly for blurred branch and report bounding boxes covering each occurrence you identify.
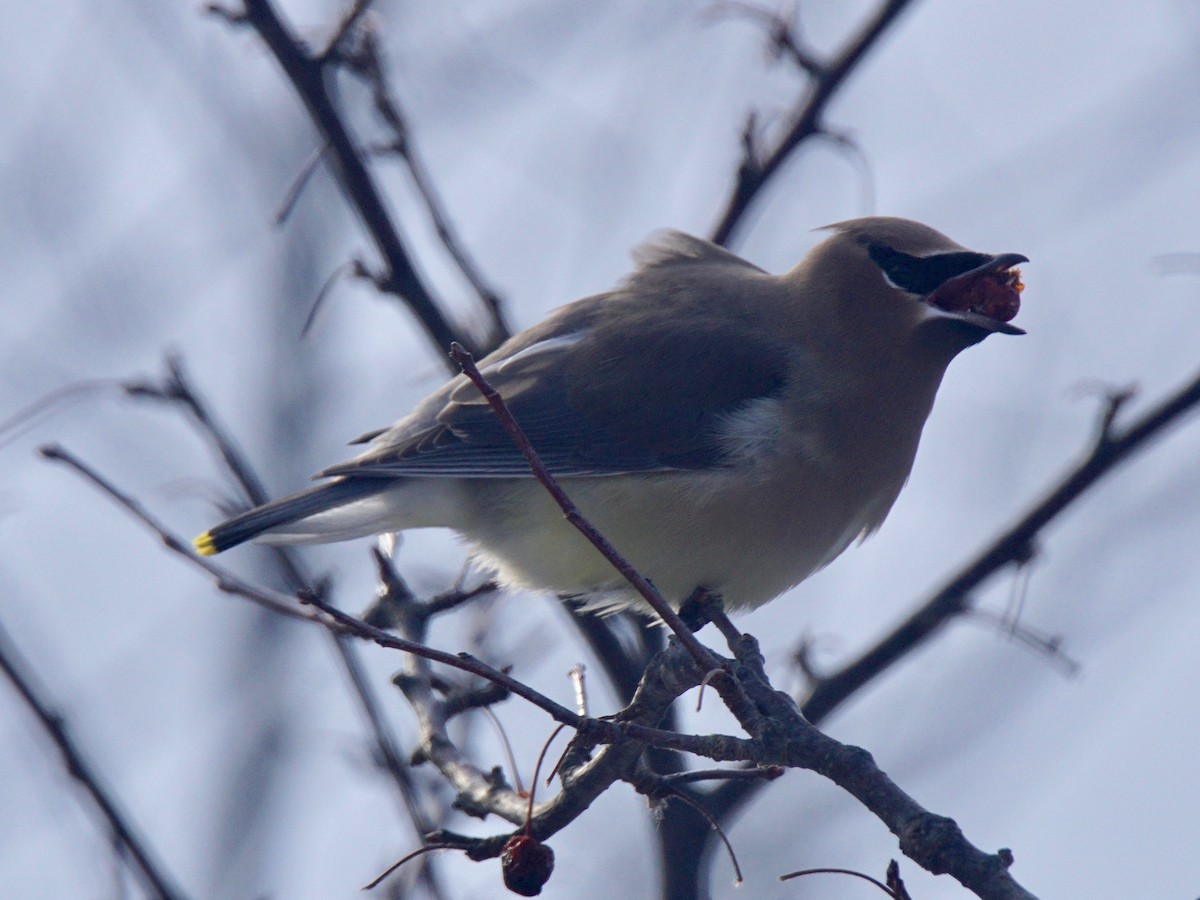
[382,559,535,829]
[126,356,278,531]
[0,616,190,900]
[125,357,448,897]
[207,0,491,362]
[333,631,449,900]
[0,378,124,452]
[41,439,586,726]
[709,0,917,245]
[710,1,823,75]
[341,23,511,350]
[802,365,1200,722]
[320,0,376,58]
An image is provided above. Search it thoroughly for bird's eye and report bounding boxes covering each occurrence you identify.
[868,244,991,296]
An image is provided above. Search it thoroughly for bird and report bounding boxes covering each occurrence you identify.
[194,217,1026,615]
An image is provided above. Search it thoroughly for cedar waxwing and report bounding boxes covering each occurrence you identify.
[195,217,1026,614]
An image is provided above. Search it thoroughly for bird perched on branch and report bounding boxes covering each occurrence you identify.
[195,217,1026,615]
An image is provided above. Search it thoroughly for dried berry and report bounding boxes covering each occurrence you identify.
[501,834,555,896]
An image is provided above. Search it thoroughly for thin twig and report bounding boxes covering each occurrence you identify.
[707,2,822,75]
[659,766,783,788]
[363,843,450,892]
[125,356,276,523]
[447,343,719,672]
[0,378,125,451]
[779,866,898,897]
[424,580,500,617]
[274,141,328,224]
[38,444,312,621]
[887,859,914,900]
[299,261,354,337]
[966,608,1079,676]
[642,779,744,885]
[299,590,586,727]
[567,664,588,717]
[319,0,376,60]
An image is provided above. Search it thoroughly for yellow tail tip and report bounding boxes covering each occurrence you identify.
[193,532,218,557]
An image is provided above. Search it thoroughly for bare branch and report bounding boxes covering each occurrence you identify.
[698,364,1200,882]
[125,355,276,520]
[319,0,376,60]
[567,664,588,717]
[632,767,745,886]
[1089,382,1139,451]
[887,860,914,900]
[0,378,124,451]
[364,843,450,892]
[418,636,1039,899]
[36,441,590,737]
[305,592,587,730]
[965,607,1080,676]
[41,429,1043,896]
[273,140,327,224]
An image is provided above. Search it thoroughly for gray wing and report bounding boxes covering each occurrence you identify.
[321,232,789,480]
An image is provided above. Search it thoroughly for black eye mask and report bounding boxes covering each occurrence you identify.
[867,244,992,295]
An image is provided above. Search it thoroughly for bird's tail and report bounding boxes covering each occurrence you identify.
[193,478,389,556]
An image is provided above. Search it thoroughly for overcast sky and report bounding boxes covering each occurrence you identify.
[3,2,1200,898]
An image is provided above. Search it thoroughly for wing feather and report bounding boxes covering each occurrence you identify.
[322,235,790,480]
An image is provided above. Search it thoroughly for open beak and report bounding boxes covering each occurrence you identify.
[922,252,1029,336]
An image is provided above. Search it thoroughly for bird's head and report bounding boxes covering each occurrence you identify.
[801,217,1027,351]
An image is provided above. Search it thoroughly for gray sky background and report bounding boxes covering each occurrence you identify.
[2,2,1199,898]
